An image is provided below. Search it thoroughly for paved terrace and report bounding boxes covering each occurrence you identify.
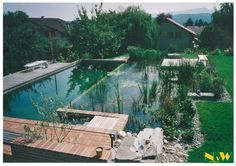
[3,62,77,94]
[3,110,128,162]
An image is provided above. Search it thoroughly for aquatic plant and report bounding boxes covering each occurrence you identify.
[150,80,158,101]
[95,82,107,112]
[113,82,123,114]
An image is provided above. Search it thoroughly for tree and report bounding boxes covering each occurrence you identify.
[68,4,157,58]
[68,3,121,59]
[200,3,233,49]
[185,18,194,26]
[155,13,172,24]
[118,6,157,49]
[198,19,204,26]
[194,19,199,26]
[3,11,49,75]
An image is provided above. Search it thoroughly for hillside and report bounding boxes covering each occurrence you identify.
[172,13,212,25]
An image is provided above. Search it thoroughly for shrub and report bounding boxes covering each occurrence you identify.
[57,55,64,62]
[160,50,168,59]
[182,129,195,143]
[177,84,188,102]
[67,51,78,62]
[127,46,144,61]
[163,125,179,140]
[179,98,195,117]
[161,96,177,118]
[179,114,193,128]
[144,49,160,61]
[150,80,158,101]
[128,46,160,61]
[212,76,224,98]
[178,62,195,87]
[81,52,92,59]
[212,48,223,56]
[197,70,212,92]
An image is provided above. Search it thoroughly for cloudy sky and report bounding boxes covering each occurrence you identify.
[4,3,220,21]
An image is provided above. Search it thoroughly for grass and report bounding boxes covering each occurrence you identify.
[188,55,233,163]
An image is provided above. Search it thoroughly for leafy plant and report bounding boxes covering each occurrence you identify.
[212,76,224,98]
[182,129,195,143]
[150,80,158,101]
[29,95,72,143]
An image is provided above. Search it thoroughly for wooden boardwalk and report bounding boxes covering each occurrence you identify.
[3,62,77,94]
[3,110,128,162]
[57,108,129,132]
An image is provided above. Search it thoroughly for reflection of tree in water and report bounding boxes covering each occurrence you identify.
[66,65,107,97]
[4,77,53,113]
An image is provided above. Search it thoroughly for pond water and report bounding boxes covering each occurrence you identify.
[72,62,162,132]
[4,61,161,133]
[4,63,118,120]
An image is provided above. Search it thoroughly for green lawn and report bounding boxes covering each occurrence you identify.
[188,55,233,163]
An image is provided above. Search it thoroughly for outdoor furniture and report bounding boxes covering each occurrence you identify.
[24,60,49,71]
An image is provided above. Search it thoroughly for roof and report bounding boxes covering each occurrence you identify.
[29,17,68,34]
[187,26,205,35]
[165,18,197,36]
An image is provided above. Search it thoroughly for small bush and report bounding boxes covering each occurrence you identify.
[57,55,64,62]
[179,113,194,128]
[178,62,195,87]
[212,76,224,98]
[128,46,160,61]
[179,98,195,117]
[212,48,223,56]
[127,46,145,61]
[160,50,168,59]
[150,80,158,101]
[163,125,179,140]
[144,49,160,61]
[177,84,188,102]
[182,129,195,143]
[67,51,78,62]
[81,52,92,59]
[197,70,212,92]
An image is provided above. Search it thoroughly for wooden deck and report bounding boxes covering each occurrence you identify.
[57,108,129,132]
[3,110,128,162]
[3,61,77,94]
[87,116,119,130]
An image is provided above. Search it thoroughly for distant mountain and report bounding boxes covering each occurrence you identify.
[172,13,212,25]
[172,8,214,15]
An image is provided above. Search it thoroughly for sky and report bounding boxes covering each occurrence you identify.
[3,3,220,21]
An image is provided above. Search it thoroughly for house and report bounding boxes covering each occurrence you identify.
[186,26,205,35]
[157,18,199,52]
[29,16,69,44]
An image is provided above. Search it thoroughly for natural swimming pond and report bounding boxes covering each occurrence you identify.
[3,62,119,120]
[4,61,161,132]
[72,62,162,132]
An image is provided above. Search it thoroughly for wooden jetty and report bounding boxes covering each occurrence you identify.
[3,62,77,94]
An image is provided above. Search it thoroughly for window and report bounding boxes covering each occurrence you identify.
[167,32,174,39]
[175,32,182,40]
